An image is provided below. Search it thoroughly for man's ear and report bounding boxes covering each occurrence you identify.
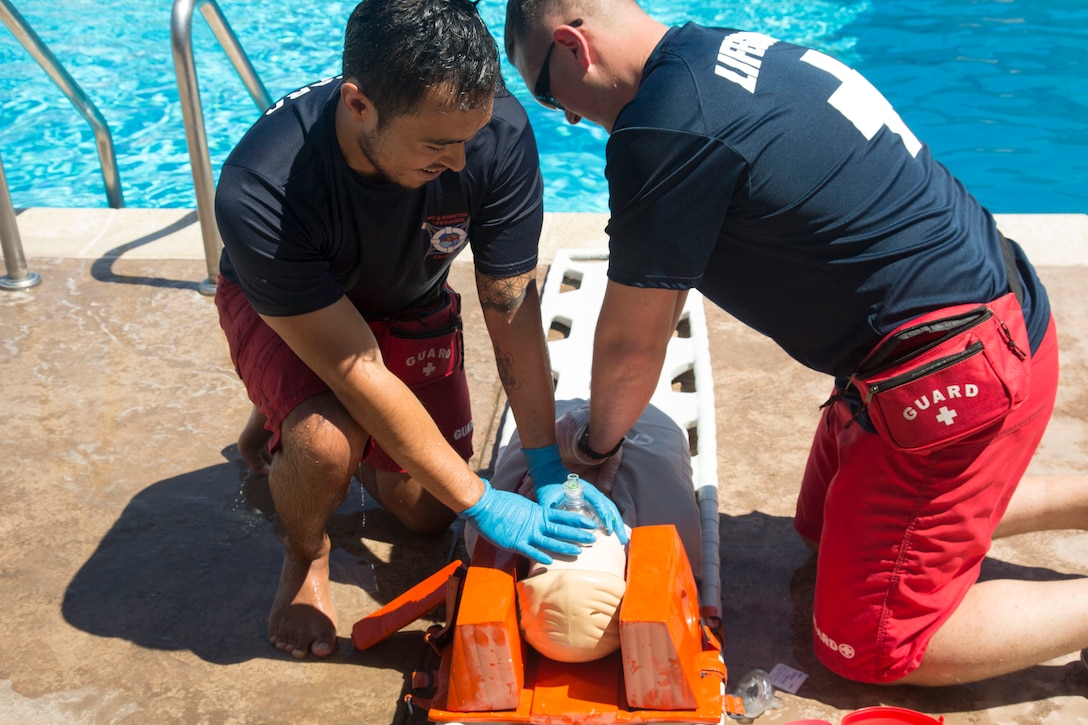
[340,81,375,122]
[554,22,592,70]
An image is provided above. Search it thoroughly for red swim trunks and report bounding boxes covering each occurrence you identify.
[215,277,473,472]
[794,300,1058,683]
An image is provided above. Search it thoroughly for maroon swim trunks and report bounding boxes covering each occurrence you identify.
[215,277,473,472]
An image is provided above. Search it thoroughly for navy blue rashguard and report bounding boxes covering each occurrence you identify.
[605,25,1049,377]
[215,78,544,319]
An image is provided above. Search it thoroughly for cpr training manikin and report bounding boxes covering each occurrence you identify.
[476,399,701,663]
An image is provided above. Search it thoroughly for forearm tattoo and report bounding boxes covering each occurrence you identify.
[495,351,520,390]
[477,271,531,313]
[479,271,535,392]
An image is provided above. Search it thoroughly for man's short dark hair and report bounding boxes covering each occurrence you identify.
[343,0,503,123]
[503,0,548,57]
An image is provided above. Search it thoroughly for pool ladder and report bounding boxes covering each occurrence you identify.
[171,0,272,295]
[0,0,126,289]
[0,0,270,294]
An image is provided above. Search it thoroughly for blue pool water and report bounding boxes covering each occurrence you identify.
[0,0,1085,213]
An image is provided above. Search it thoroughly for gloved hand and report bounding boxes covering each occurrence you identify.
[458,479,597,564]
[523,444,628,545]
[555,405,624,495]
[522,442,572,489]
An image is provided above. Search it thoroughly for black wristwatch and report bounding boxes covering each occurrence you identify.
[577,427,624,461]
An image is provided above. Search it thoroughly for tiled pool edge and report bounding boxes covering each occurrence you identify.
[9,208,1088,267]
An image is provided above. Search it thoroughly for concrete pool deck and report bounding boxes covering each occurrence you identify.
[1,208,1086,724]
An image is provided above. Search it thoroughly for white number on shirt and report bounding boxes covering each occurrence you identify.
[800,50,922,157]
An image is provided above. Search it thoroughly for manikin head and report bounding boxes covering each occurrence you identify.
[516,525,628,663]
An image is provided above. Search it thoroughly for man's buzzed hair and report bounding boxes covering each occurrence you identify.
[505,0,629,56]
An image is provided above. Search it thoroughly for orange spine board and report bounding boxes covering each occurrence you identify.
[445,539,525,712]
[351,559,464,651]
[619,525,705,711]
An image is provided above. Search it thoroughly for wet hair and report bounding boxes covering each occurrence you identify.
[342,0,503,124]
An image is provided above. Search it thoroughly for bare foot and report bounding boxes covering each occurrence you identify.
[268,540,338,658]
[239,406,272,475]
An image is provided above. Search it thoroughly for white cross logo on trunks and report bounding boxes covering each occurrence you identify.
[936,406,958,426]
[423,362,437,376]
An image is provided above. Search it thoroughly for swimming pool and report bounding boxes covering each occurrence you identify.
[0,0,1085,213]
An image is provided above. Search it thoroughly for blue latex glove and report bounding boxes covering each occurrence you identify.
[458,479,597,564]
[522,444,629,545]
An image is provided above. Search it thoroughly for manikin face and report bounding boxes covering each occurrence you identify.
[340,84,494,189]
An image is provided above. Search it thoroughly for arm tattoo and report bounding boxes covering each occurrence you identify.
[476,271,531,313]
[495,350,520,390]
[478,271,534,391]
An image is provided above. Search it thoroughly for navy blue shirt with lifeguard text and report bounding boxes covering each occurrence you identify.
[606,24,1049,377]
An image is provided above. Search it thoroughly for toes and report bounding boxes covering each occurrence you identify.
[311,638,336,658]
[270,630,336,659]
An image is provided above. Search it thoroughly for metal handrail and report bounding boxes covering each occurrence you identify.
[171,0,272,295]
[0,0,124,209]
[0,152,41,290]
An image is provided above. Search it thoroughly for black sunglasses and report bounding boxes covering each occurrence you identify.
[533,19,582,111]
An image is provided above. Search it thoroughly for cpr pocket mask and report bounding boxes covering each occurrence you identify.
[845,292,1030,453]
